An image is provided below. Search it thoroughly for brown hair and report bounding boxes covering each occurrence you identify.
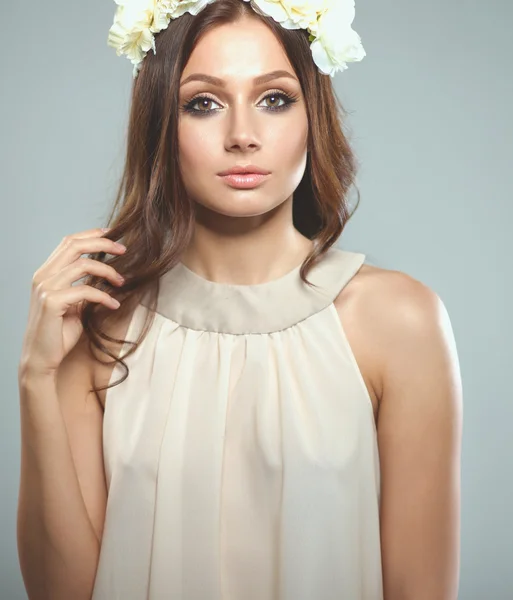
[82,0,362,399]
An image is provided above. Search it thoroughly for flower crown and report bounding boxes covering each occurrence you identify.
[108,0,366,79]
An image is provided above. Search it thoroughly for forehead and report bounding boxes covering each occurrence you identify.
[181,17,294,84]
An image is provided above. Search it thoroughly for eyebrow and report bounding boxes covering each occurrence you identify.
[180,69,297,88]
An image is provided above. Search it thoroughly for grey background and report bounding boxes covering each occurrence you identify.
[1,0,511,598]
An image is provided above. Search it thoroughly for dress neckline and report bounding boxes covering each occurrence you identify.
[144,247,366,335]
[176,256,305,289]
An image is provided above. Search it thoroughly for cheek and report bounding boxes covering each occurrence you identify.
[271,114,309,187]
[178,121,216,172]
[268,114,308,162]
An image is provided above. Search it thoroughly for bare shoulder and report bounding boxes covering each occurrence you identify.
[333,262,444,423]
[354,263,449,352]
[351,262,441,318]
[355,265,463,597]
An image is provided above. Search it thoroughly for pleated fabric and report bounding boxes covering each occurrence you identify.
[91,247,383,600]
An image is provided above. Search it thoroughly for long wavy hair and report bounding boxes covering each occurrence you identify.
[82,0,362,400]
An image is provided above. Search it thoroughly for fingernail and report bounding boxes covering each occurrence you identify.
[102,227,111,233]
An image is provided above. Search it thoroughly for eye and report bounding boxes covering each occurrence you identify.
[261,93,287,110]
[188,96,220,113]
[181,90,298,116]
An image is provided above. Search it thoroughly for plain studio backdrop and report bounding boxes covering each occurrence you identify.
[1,1,511,598]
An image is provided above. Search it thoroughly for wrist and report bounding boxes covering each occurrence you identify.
[18,362,57,390]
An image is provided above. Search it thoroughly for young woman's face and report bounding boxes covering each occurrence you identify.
[178,16,309,220]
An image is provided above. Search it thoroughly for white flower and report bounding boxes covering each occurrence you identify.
[242,0,293,27]
[107,0,218,75]
[309,1,366,76]
[168,0,217,18]
[108,1,160,65]
[108,0,365,78]
[277,0,326,31]
[108,9,156,65]
[152,1,180,31]
[243,0,329,35]
[244,0,364,75]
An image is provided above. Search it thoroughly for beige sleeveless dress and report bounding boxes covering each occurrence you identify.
[91,246,383,600]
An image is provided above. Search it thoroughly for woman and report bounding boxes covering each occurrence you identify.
[17,1,463,599]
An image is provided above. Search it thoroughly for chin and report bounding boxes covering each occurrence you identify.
[197,196,284,219]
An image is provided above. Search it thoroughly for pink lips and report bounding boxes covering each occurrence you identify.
[219,173,270,189]
[218,164,270,176]
[217,164,271,189]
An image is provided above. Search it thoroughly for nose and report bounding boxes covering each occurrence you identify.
[224,103,262,153]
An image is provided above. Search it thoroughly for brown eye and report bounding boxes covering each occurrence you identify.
[184,96,220,113]
[196,98,214,111]
[264,94,283,109]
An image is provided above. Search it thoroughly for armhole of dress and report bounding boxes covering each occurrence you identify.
[102,301,146,489]
[329,251,378,436]
[328,302,378,437]
[103,301,145,409]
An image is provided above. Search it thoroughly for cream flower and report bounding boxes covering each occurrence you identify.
[243,0,328,35]
[243,0,363,72]
[108,0,365,78]
[108,1,161,64]
[108,6,157,66]
[242,0,292,27]
[107,0,189,75]
[168,0,217,18]
[152,1,179,31]
[278,0,327,32]
[309,0,366,76]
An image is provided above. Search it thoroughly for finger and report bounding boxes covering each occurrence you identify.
[45,257,124,291]
[42,284,121,315]
[41,227,114,266]
[35,237,125,286]
[66,227,112,239]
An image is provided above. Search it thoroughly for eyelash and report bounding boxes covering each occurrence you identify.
[180,90,299,117]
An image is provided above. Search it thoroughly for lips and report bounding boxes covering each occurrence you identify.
[218,165,271,176]
[219,172,270,189]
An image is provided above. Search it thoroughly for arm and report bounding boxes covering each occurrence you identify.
[17,334,107,600]
[376,274,463,599]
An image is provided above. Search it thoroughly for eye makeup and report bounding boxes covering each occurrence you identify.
[179,90,299,117]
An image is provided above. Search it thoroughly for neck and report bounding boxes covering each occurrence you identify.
[179,200,315,286]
